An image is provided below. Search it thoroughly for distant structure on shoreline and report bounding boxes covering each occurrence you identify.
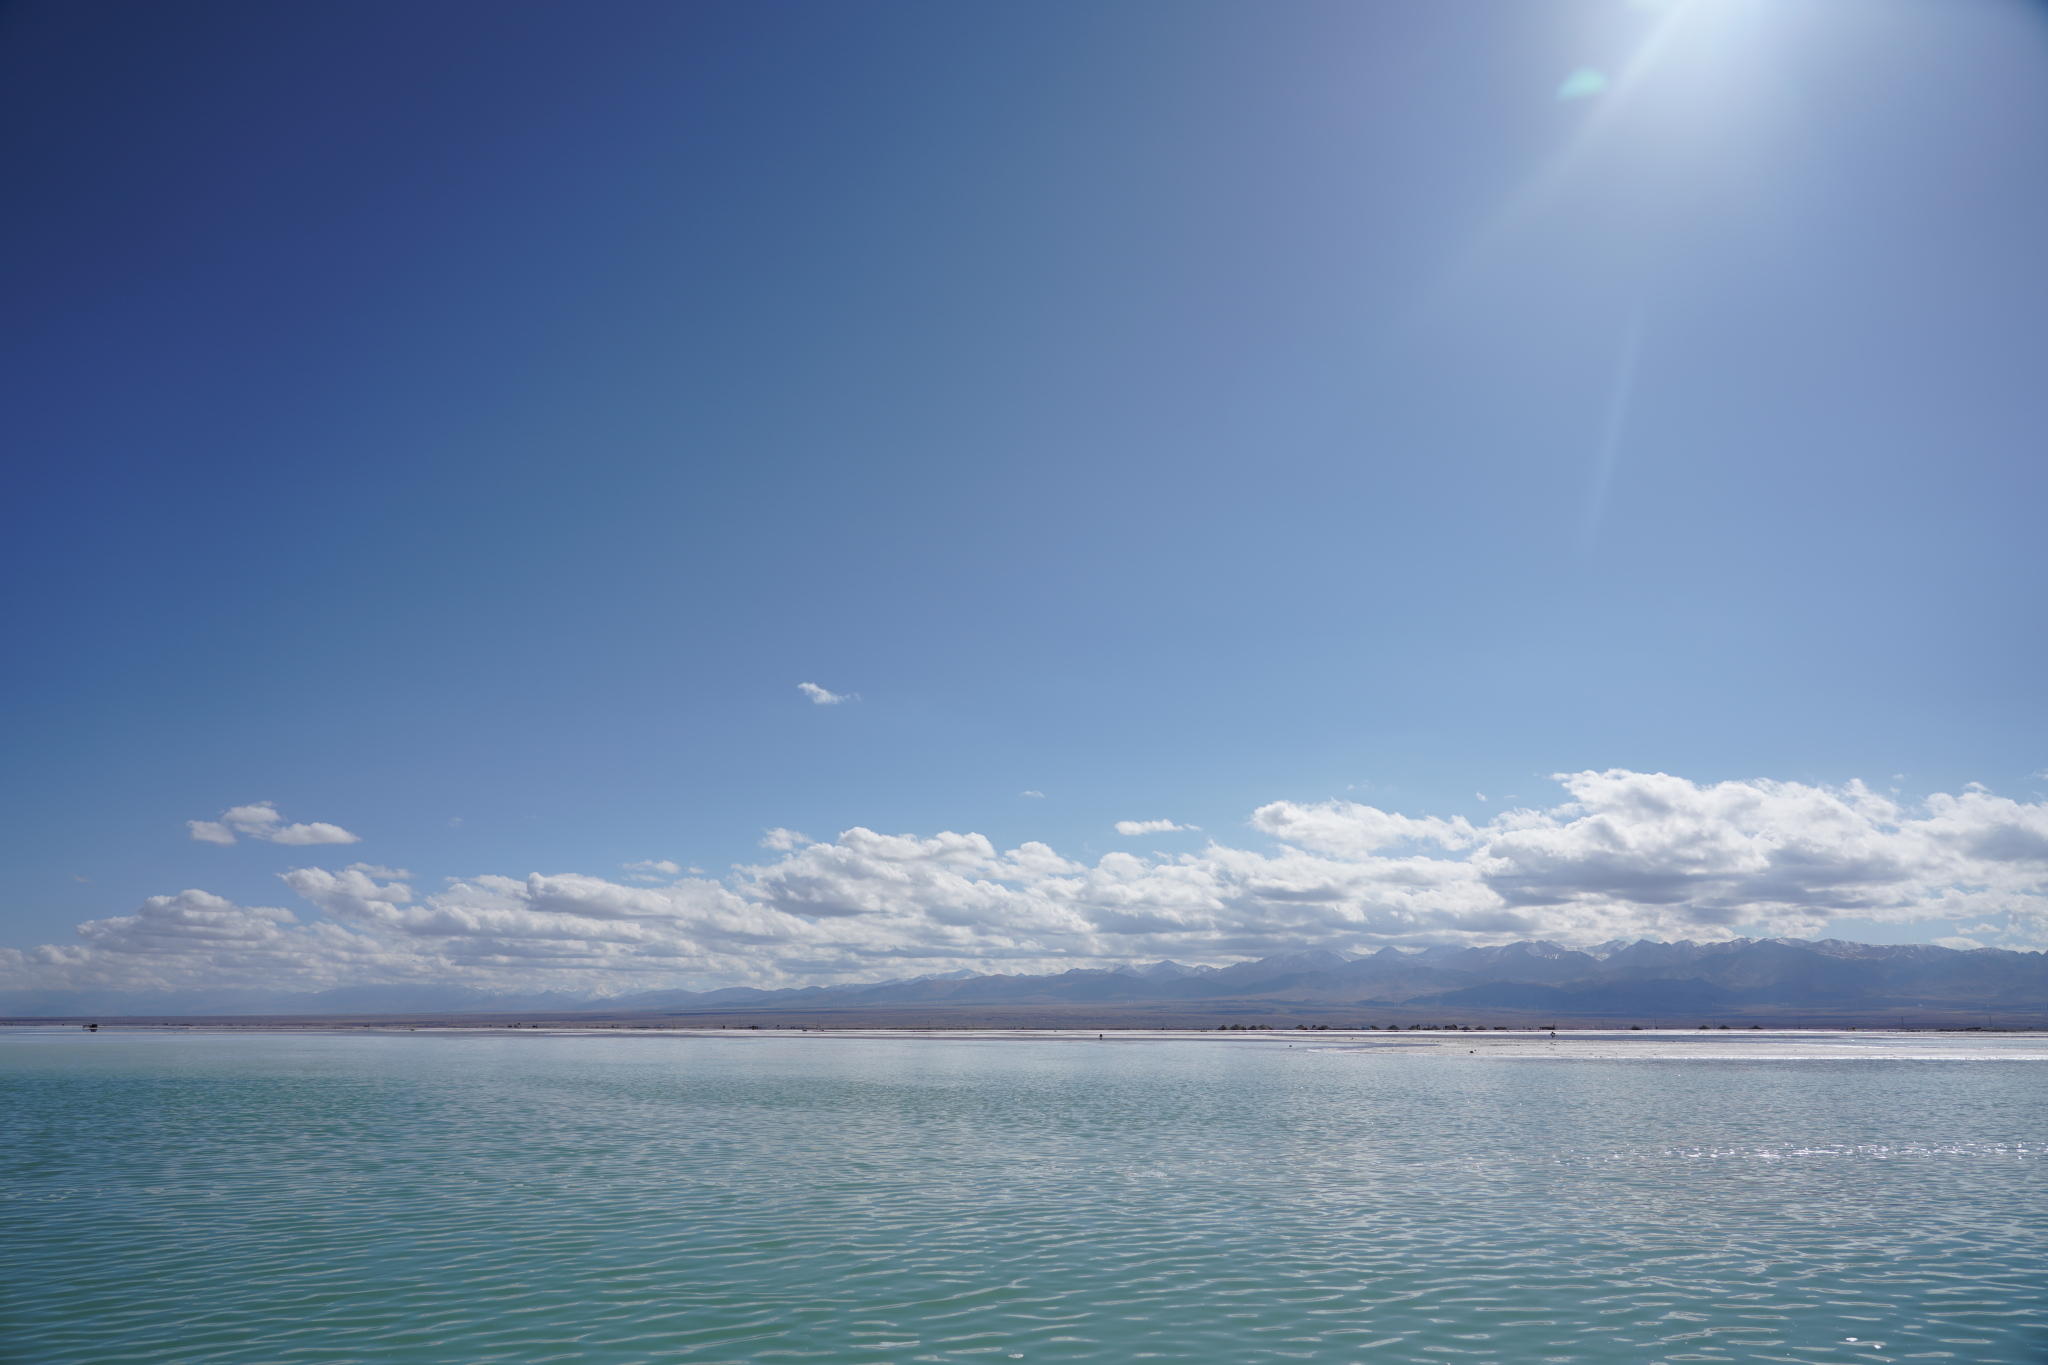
[5,937,2044,1031]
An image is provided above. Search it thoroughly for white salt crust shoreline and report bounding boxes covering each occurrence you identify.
[11,1024,2048,1061]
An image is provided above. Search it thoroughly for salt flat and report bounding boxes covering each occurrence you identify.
[397,1023,2048,1062]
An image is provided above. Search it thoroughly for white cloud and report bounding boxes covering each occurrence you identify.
[281,866,415,921]
[0,889,405,994]
[266,823,361,846]
[623,859,682,876]
[1021,790,1045,799]
[15,771,2046,997]
[1250,801,1477,855]
[1115,819,1194,836]
[348,863,410,879]
[187,802,360,846]
[797,682,851,705]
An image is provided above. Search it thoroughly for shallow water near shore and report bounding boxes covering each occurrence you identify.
[2,1029,2043,1365]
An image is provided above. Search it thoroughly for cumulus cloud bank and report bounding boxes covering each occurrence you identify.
[188,802,359,847]
[13,771,2045,996]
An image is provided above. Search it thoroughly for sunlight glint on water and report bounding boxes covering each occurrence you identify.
[2,1031,2042,1364]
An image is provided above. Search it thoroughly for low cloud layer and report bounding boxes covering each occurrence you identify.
[188,802,360,847]
[12,771,2044,996]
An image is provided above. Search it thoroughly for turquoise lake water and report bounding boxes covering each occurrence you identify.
[1,1029,2042,1365]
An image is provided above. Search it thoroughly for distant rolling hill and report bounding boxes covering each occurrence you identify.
[6,938,2045,1026]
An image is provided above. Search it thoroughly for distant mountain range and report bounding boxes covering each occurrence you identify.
[6,937,2046,1024]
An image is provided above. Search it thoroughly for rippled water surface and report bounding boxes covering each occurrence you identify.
[2,1030,2043,1365]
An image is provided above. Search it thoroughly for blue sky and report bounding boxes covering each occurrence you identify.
[4,0,2046,995]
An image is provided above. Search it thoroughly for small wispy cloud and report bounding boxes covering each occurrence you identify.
[347,863,411,879]
[760,828,812,851]
[188,802,360,846]
[1556,67,1607,101]
[624,859,682,876]
[798,682,852,705]
[1115,819,1194,836]
[1020,790,1045,799]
